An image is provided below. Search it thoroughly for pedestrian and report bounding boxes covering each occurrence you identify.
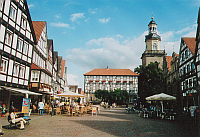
[9,109,26,130]
[38,100,44,115]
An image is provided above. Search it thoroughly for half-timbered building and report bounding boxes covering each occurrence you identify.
[179,37,197,110]
[0,0,39,110]
[194,8,200,110]
[30,21,51,103]
[84,67,139,103]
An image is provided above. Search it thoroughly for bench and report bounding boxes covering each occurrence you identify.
[8,115,21,129]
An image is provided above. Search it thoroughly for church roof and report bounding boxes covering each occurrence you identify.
[182,37,196,55]
[84,68,139,76]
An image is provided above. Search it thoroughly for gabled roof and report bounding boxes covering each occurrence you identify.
[84,68,139,76]
[182,37,196,55]
[32,21,46,42]
[166,56,173,72]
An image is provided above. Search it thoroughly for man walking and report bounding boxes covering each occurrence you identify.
[38,100,44,115]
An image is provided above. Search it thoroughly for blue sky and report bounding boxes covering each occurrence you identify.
[27,0,200,89]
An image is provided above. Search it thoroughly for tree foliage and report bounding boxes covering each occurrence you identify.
[134,62,165,105]
[94,89,129,105]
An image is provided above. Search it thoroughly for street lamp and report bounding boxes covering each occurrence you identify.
[51,80,57,117]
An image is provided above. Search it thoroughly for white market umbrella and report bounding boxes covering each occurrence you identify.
[56,91,85,98]
[146,93,176,113]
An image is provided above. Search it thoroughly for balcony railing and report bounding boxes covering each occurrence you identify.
[143,50,165,54]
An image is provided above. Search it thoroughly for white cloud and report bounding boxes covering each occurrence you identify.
[28,4,34,9]
[50,22,74,29]
[55,14,61,19]
[88,8,98,14]
[67,74,79,86]
[66,32,147,71]
[99,17,110,23]
[85,18,90,22]
[70,13,85,22]
[160,31,174,41]
[116,34,123,38]
[176,24,197,35]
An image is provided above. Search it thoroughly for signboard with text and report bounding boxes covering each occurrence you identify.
[22,98,31,114]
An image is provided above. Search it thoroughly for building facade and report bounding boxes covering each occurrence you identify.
[141,17,166,69]
[179,37,197,110]
[0,0,37,110]
[84,67,139,103]
[194,8,200,109]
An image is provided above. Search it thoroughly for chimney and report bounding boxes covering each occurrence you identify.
[107,66,108,69]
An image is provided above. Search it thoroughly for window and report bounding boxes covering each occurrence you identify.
[180,69,183,76]
[182,53,184,62]
[19,66,25,78]
[96,76,99,80]
[9,6,16,20]
[21,16,26,29]
[5,31,12,45]
[102,76,106,80]
[187,65,190,72]
[17,39,23,51]
[23,43,28,54]
[0,0,4,10]
[89,76,93,81]
[13,63,19,76]
[153,43,157,50]
[32,71,38,81]
[185,50,188,59]
[184,67,186,74]
[191,62,195,70]
[189,79,192,88]
[0,59,7,73]
[193,78,196,87]
[185,80,188,89]
[117,76,120,81]
[109,76,113,81]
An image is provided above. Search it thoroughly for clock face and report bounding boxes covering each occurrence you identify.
[153,34,156,37]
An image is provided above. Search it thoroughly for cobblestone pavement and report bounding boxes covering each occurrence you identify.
[1,107,199,137]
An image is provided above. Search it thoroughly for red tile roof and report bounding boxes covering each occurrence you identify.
[61,60,65,78]
[84,68,139,76]
[166,56,173,72]
[31,63,41,70]
[182,37,196,55]
[32,21,46,42]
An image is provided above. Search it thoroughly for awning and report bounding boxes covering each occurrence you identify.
[2,86,42,95]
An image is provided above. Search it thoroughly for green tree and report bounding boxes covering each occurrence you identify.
[134,62,165,105]
[94,89,109,102]
[95,89,129,105]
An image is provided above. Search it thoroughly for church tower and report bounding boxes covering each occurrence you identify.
[141,17,165,69]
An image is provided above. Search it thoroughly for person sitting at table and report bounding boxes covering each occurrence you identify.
[9,110,26,130]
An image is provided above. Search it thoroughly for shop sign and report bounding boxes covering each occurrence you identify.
[32,83,38,87]
[22,98,31,114]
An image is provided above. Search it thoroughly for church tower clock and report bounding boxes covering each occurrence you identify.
[141,17,165,69]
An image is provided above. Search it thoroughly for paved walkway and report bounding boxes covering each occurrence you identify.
[0,107,199,137]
